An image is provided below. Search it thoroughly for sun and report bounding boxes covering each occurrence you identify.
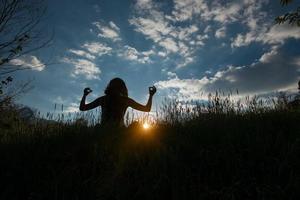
[143,122,150,129]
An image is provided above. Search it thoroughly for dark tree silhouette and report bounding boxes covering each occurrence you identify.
[0,0,51,106]
[276,0,300,26]
[280,0,293,5]
[0,0,52,76]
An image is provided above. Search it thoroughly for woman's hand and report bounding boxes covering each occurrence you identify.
[149,86,157,96]
[83,87,93,96]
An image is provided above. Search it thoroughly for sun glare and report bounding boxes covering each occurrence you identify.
[143,122,150,129]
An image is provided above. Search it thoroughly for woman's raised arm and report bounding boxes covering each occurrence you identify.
[79,88,104,111]
[127,86,156,112]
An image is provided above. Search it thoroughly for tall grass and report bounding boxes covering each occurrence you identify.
[0,92,300,200]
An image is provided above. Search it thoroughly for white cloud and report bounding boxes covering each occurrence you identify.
[210,3,242,24]
[204,25,212,33]
[135,0,153,10]
[169,0,282,50]
[142,49,155,56]
[155,48,300,101]
[262,24,300,44]
[231,32,256,48]
[129,0,300,70]
[171,0,208,22]
[159,38,179,53]
[69,49,95,60]
[167,71,178,79]
[93,21,121,41]
[129,12,173,43]
[177,57,194,68]
[119,45,153,63]
[259,46,279,63]
[10,55,45,71]
[155,74,209,100]
[82,42,112,55]
[65,102,79,113]
[158,51,167,57]
[230,0,300,49]
[109,21,120,32]
[129,3,209,68]
[171,25,199,40]
[215,27,226,38]
[62,58,101,80]
[170,0,245,24]
[231,24,300,48]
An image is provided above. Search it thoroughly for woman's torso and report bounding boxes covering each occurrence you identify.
[100,95,128,126]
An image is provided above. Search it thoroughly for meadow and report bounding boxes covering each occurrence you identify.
[0,93,300,200]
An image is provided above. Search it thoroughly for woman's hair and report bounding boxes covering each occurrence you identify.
[105,78,128,97]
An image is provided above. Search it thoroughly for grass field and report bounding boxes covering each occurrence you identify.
[0,94,300,200]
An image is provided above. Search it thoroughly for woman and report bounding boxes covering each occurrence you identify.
[79,78,156,127]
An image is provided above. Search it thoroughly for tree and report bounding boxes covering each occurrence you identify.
[0,0,52,107]
[276,0,300,26]
[0,0,52,76]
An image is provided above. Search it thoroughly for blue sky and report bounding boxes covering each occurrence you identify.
[10,0,300,113]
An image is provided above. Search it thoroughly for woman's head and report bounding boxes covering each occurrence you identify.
[105,78,128,97]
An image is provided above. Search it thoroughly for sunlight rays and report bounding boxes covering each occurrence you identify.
[143,122,150,130]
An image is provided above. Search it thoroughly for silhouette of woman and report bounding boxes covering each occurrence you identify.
[79,78,156,126]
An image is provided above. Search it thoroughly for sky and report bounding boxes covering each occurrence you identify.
[10,0,300,114]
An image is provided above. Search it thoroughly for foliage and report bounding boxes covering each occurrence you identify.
[0,0,51,112]
[0,93,300,199]
[276,0,300,26]
[0,76,13,95]
[0,0,52,75]
[280,0,293,6]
